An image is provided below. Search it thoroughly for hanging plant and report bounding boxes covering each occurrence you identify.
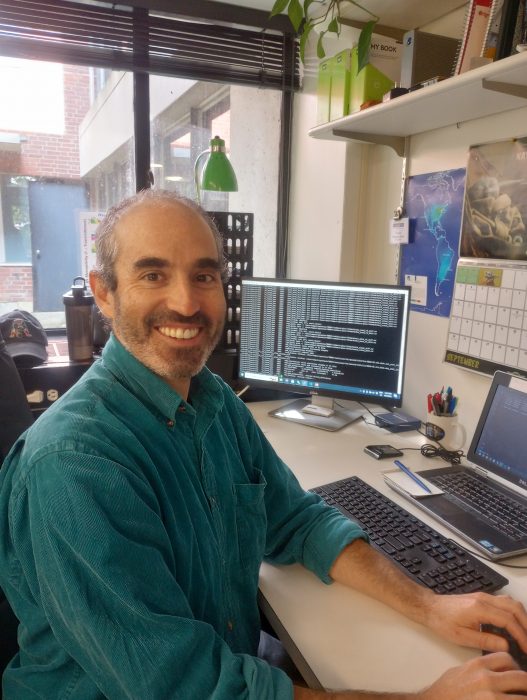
[270,0,379,68]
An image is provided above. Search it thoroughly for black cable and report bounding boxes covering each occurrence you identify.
[415,426,465,464]
[358,401,377,418]
[419,442,464,465]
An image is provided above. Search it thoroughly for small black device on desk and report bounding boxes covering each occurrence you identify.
[364,444,403,459]
[374,411,421,432]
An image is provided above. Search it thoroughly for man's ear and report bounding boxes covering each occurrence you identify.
[89,270,115,321]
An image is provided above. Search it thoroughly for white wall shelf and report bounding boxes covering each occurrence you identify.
[309,52,527,156]
[334,0,465,31]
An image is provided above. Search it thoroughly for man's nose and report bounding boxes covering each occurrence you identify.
[165,279,201,317]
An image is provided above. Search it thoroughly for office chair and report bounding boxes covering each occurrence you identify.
[0,338,34,692]
[0,337,33,463]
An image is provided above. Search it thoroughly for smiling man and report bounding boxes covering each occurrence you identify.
[0,190,526,700]
[91,194,227,399]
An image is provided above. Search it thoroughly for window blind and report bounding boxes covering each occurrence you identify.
[0,0,299,89]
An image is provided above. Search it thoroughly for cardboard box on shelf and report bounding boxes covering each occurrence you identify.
[401,30,459,88]
[368,32,402,83]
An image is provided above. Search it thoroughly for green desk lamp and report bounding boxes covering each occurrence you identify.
[194,135,238,205]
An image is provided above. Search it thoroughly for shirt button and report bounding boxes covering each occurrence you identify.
[227,620,234,631]
[166,419,175,428]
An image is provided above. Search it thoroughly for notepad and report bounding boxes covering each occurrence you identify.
[383,469,444,498]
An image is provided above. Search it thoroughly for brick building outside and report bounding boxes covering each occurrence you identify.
[0,64,90,308]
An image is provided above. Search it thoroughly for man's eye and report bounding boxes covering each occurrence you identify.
[196,272,218,283]
[142,272,162,282]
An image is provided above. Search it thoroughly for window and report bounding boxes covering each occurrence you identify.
[0,58,135,326]
[0,0,298,329]
[150,79,281,276]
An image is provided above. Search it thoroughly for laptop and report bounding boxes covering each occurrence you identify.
[386,371,527,560]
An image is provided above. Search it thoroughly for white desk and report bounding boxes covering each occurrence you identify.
[249,400,527,693]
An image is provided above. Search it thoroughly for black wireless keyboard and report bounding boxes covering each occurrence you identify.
[312,476,509,594]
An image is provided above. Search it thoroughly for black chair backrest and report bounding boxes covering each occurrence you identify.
[0,337,33,462]
[0,337,34,690]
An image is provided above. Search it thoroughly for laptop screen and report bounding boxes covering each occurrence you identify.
[468,372,527,493]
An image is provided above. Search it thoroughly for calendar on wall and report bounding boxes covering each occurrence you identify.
[444,258,527,377]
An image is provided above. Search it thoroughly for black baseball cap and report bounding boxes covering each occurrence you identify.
[0,309,48,367]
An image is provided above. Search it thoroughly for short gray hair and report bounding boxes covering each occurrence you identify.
[93,189,227,291]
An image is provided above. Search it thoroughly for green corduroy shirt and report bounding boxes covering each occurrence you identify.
[0,335,366,699]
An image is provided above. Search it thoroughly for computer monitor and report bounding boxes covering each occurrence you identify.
[238,278,411,431]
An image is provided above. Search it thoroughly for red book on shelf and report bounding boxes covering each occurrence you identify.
[455,0,493,74]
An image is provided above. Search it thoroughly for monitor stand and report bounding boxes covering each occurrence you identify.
[268,395,364,432]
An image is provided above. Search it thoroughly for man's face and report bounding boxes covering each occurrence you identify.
[92,201,226,398]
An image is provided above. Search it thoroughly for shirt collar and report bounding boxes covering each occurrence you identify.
[100,334,224,424]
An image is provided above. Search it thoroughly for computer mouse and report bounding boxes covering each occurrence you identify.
[481,623,527,695]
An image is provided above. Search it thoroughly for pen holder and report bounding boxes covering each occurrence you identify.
[425,413,466,451]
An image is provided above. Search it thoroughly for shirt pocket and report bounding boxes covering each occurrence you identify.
[233,471,267,571]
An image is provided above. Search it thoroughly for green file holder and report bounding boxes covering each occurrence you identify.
[329,49,352,120]
[349,46,394,113]
[316,56,332,124]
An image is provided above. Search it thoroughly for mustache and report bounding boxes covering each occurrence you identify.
[145,311,211,327]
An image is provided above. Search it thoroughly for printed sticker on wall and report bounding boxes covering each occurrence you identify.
[404,274,427,307]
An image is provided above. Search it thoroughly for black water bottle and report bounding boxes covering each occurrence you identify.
[63,277,94,362]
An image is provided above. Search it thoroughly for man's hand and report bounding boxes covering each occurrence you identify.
[420,652,527,700]
[293,654,527,699]
[425,592,527,654]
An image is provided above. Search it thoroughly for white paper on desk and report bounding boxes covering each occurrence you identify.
[383,469,444,498]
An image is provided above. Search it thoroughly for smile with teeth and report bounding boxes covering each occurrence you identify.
[158,326,200,340]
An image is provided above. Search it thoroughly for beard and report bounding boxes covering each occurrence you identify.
[111,301,224,383]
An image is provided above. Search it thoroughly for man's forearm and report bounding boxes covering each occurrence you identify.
[294,685,415,699]
[329,539,435,627]
[288,540,427,700]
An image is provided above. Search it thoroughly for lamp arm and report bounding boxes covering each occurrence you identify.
[193,149,210,205]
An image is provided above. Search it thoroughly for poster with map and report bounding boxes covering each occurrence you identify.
[399,168,466,317]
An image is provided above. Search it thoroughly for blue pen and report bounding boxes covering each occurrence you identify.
[394,460,432,494]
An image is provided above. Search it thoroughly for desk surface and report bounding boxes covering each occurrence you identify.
[249,400,527,693]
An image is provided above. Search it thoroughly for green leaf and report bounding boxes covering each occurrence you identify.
[288,0,304,32]
[270,0,290,18]
[327,17,339,34]
[357,19,376,73]
[316,30,326,59]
